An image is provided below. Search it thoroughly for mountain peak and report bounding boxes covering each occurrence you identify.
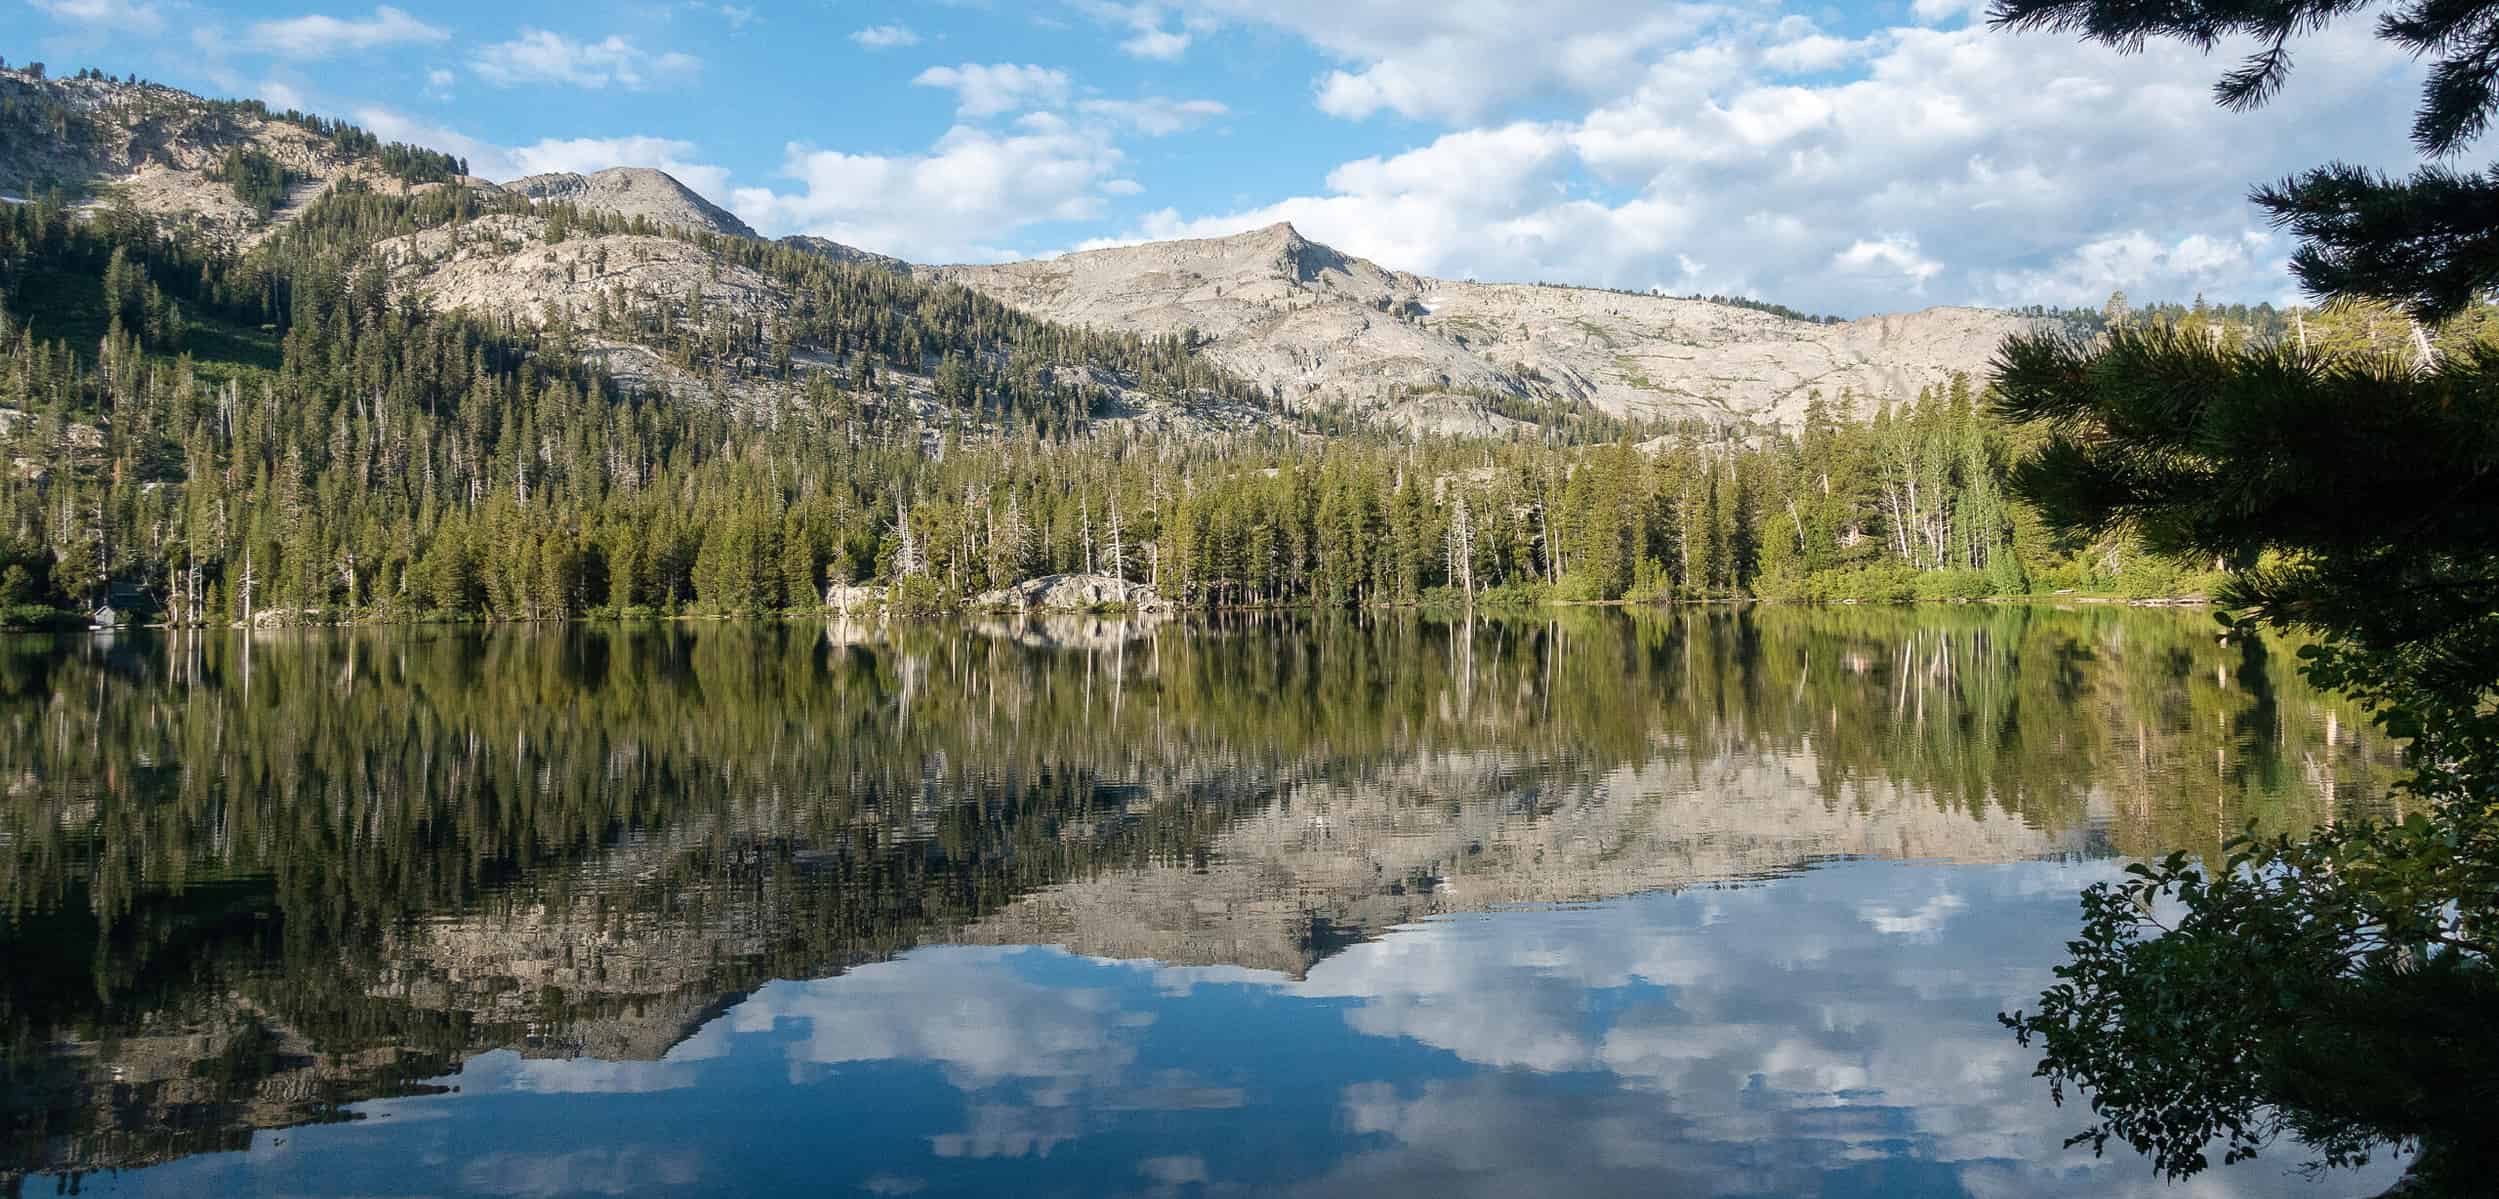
[932,216,2036,432]
[781,234,910,275]
[1205,221,1310,253]
[502,167,756,239]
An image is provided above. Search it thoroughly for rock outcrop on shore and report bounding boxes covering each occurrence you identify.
[971,573,1164,613]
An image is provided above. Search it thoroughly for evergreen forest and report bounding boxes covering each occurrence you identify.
[6,117,2492,628]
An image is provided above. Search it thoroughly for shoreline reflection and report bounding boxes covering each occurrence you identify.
[0,609,2398,1195]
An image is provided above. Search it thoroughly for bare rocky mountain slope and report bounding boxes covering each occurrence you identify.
[960,740,2081,976]
[0,71,1266,435]
[781,233,911,274]
[504,166,758,238]
[9,67,2035,436]
[364,209,1276,436]
[930,222,2039,432]
[487,169,912,272]
[0,67,495,251]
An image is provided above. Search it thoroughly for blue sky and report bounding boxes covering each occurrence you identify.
[3,0,2437,314]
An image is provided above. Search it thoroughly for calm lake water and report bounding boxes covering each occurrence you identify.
[0,608,2411,1198]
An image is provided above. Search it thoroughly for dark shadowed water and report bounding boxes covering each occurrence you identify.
[0,608,2411,1197]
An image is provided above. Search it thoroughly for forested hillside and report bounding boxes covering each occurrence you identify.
[4,76,2488,625]
[0,178,1289,623]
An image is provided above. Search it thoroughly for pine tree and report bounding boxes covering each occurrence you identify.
[892,497,923,580]
[989,494,1033,586]
[1990,0,2499,1186]
[1105,493,1128,583]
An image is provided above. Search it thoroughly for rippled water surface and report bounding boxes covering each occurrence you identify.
[0,608,2410,1196]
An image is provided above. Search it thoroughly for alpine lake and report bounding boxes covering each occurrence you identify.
[0,607,2415,1197]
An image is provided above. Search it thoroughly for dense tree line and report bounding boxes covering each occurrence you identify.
[0,187,1292,623]
[0,199,2429,624]
[5,152,2490,625]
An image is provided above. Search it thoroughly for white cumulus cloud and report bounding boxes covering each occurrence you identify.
[850,24,920,50]
[29,0,163,33]
[1160,0,1718,123]
[1123,29,1191,60]
[1075,1,1197,61]
[335,2,2453,316]
[912,63,1073,119]
[256,79,309,112]
[1977,230,2282,307]
[1066,6,2435,314]
[471,30,700,89]
[731,113,1126,263]
[1832,236,1944,291]
[506,135,734,201]
[1077,96,1227,136]
[247,6,448,59]
[352,108,734,199]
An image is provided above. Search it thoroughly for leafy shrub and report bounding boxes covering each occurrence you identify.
[1473,581,1552,609]
[1550,572,1612,603]
[0,602,71,629]
[1788,563,1921,603]
[886,575,948,616]
[1914,569,1995,601]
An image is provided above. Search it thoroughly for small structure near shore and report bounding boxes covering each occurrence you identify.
[89,582,151,628]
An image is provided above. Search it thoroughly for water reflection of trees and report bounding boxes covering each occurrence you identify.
[0,608,2393,1182]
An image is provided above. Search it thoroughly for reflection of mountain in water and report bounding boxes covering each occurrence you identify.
[0,609,2393,1183]
[961,749,2090,976]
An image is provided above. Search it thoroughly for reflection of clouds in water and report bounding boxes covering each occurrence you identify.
[1137,1155,1209,1184]
[511,1058,704,1095]
[1098,1068,1246,1111]
[1297,866,2087,1174]
[1307,1071,2299,1199]
[664,861,2396,1197]
[1320,1076,1726,1198]
[741,949,1136,1090]
[930,1103,1084,1159]
[732,947,1243,1165]
[1861,891,1967,937]
[459,1147,701,1196]
[452,1047,717,1096]
[1150,963,1283,994]
[1276,862,2397,1196]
